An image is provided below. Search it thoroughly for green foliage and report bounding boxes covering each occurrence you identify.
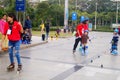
[0,0,119,31]
[32,26,63,31]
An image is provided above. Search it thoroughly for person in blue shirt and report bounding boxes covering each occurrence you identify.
[24,16,32,42]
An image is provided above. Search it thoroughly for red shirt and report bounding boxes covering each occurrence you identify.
[3,21,21,41]
[75,23,88,37]
[84,24,89,30]
[0,19,6,34]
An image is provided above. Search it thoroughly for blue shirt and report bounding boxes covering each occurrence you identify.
[25,19,32,29]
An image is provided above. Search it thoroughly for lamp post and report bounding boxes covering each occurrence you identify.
[111,0,120,24]
[94,2,97,30]
[64,0,69,29]
[59,0,61,6]
[116,1,118,23]
[76,0,77,10]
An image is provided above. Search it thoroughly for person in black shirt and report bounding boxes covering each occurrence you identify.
[45,22,50,40]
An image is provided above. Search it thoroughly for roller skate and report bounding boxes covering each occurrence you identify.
[17,65,22,73]
[111,45,118,55]
[7,63,15,71]
[111,50,118,55]
[72,50,76,54]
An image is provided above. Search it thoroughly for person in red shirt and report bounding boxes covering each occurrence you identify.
[118,26,120,36]
[2,13,23,71]
[73,16,89,54]
[0,14,7,50]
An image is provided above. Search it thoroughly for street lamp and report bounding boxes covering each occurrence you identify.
[64,0,69,29]
[94,2,97,30]
[59,0,61,6]
[76,0,77,10]
[111,0,120,24]
[116,1,118,23]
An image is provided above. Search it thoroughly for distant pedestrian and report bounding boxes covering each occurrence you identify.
[118,26,120,36]
[73,16,89,54]
[45,21,50,40]
[3,13,23,71]
[40,21,45,34]
[40,21,46,41]
[0,14,7,34]
[24,16,32,41]
[56,27,60,35]
[0,14,8,50]
[22,28,30,44]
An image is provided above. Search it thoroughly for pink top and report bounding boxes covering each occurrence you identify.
[0,19,6,34]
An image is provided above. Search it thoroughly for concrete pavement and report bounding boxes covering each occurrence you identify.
[0,32,120,80]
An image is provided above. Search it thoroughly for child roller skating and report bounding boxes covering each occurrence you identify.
[79,30,90,56]
[22,28,31,44]
[110,29,119,55]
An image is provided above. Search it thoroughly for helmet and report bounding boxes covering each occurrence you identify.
[84,30,89,33]
[80,16,89,23]
[85,17,89,21]
[80,16,85,22]
[114,28,119,33]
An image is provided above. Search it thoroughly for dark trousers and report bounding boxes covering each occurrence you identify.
[28,28,32,41]
[73,38,82,51]
[111,44,117,52]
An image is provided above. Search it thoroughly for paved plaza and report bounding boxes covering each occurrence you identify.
[0,32,120,80]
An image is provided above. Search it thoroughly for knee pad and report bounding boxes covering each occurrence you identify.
[85,46,88,49]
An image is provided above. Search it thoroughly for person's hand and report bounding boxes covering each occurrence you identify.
[78,34,81,38]
[89,39,92,43]
[89,39,91,42]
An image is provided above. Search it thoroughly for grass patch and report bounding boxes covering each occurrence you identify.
[92,26,114,32]
[32,31,73,38]
[0,31,73,40]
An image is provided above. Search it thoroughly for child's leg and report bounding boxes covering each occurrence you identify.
[111,44,117,52]
[82,43,88,55]
[85,44,88,54]
[83,45,86,53]
[80,44,85,55]
[82,44,87,52]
